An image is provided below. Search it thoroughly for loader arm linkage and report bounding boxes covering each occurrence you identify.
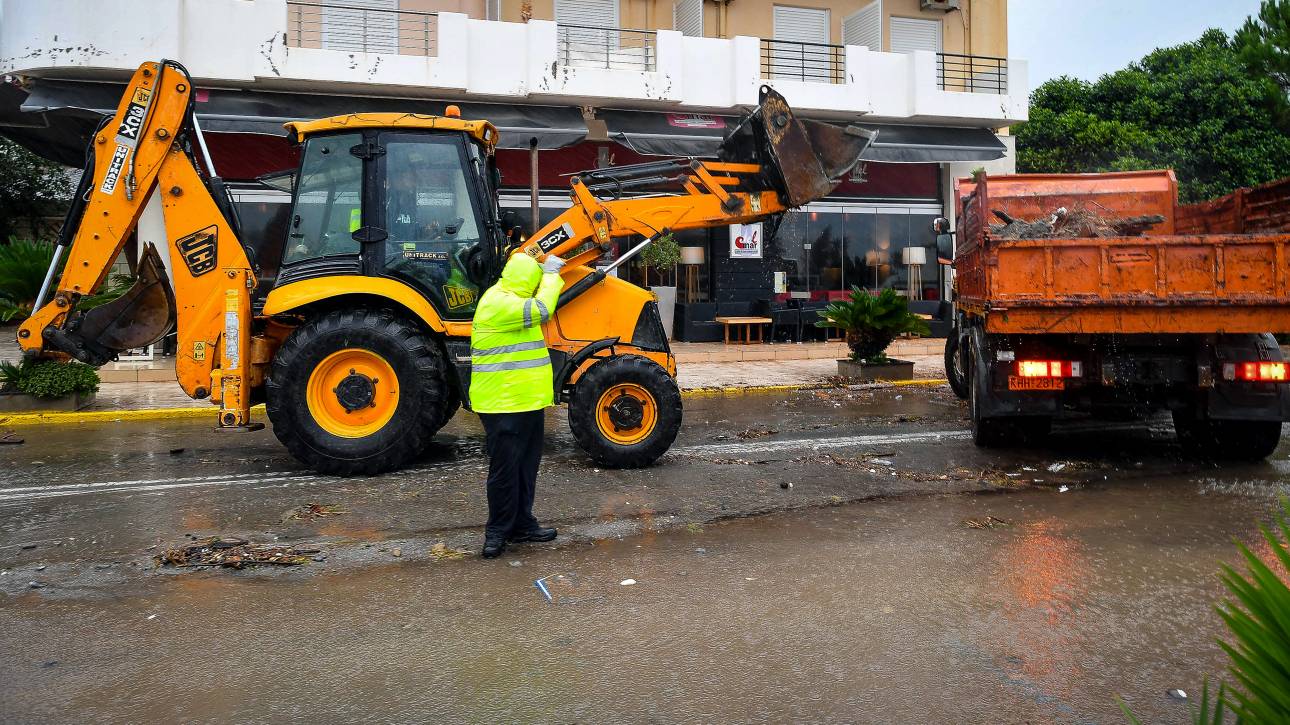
[17,60,258,429]
[518,86,876,274]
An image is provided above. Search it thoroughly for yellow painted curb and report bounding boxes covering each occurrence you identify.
[0,380,951,426]
[680,378,948,398]
[0,404,267,427]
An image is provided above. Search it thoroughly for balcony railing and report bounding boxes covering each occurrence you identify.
[557,25,657,72]
[937,52,1007,94]
[760,39,844,84]
[286,1,438,56]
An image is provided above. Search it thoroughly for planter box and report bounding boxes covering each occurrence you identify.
[836,358,915,382]
[0,391,96,413]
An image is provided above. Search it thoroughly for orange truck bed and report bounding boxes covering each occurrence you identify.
[953,170,1290,335]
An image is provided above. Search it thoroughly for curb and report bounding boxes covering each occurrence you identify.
[0,380,950,427]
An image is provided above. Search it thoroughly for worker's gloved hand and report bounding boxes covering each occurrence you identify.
[541,255,566,274]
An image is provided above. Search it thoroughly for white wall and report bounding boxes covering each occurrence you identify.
[0,0,1028,125]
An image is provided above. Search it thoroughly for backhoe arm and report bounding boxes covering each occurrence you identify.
[17,60,257,427]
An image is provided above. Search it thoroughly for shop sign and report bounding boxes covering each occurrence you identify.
[729,223,762,259]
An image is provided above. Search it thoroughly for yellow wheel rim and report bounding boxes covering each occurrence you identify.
[306,348,400,439]
[595,383,658,446]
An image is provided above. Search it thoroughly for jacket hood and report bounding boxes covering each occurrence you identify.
[499,253,543,296]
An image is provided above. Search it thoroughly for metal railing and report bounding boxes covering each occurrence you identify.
[760,39,845,84]
[557,24,657,72]
[937,52,1007,94]
[286,1,438,56]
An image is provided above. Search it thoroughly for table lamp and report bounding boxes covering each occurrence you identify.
[901,246,927,300]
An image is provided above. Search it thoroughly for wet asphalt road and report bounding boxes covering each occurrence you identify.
[2,386,1289,722]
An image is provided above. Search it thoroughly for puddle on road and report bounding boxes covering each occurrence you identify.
[1,480,1280,723]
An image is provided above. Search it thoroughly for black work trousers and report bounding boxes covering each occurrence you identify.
[478,409,545,539]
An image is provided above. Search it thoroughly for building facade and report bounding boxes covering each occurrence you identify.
[0,0,1026,340]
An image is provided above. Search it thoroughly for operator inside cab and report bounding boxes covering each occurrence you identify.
[383,144,482,315]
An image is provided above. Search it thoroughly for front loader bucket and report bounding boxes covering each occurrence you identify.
[45,243,176,366]
[718,85,877,208]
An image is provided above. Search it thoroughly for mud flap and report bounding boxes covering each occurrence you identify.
[44,243,176,366]
[719,86,877,208]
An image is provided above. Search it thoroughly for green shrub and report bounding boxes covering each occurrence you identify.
[0,238,60,322]
[639,232,681,286]
[1119,498,1290,724]
[0,359,99,398]
[815,287,930,363]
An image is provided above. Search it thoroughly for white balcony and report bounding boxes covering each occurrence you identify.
[0,0,1027,126]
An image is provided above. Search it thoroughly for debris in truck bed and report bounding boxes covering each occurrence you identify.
[991,205,1166,239]
[155,537,320,569]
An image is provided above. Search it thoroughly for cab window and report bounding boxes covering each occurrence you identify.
[383,136,484,318]
[283,132,363,265]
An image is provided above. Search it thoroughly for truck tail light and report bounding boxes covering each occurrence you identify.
[1223,361,1289,382]
[1015,360,1083,378]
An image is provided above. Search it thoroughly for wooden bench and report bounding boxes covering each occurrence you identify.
[714,316,773,345]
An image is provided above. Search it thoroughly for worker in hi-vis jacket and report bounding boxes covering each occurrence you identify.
[469,252,566,558]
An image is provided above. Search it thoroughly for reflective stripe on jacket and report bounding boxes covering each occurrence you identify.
[469,254,564,413]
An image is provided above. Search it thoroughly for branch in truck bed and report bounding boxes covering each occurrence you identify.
[989,205,1166,239]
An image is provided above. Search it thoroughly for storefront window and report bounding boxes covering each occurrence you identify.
[770,207,942,300]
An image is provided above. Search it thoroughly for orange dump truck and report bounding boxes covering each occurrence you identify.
[945,170,1290,459]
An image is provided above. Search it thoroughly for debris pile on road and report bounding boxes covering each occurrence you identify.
[736,426,779,439]
[964,516,1010,529]
[428,542,468,561]
[793,452,894,470]
[155,537,320,569]
[991,205,1165,239]
[281,503,349,522]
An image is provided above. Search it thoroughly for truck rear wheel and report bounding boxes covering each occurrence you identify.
[968,335,1049,447]
[1172,411,1282,461]
[945,333,969,400]
[569,355,682,468]
[265,308,452,476]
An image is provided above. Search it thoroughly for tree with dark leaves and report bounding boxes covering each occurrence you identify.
[0,137,71,241]
[1016,28,1290,203]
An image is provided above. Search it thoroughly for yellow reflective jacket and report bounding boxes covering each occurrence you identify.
[469,254,564,413]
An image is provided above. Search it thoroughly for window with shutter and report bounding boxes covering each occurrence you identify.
[888,16,942,54]
[769,6,832,82]
[322,0,398,54]
[842,2,880,51]
[673,0,703,37]
[556,0,620,58]
[555,0,618,29]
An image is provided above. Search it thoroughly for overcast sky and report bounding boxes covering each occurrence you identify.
[1008,0,1265,89]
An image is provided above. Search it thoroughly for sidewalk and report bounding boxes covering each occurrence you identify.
[0,329,947,415]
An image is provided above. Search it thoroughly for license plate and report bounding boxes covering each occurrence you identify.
[1008,376,1065,391]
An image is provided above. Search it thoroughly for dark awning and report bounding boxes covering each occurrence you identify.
[599,108,1007,163]
[862,124,1008,163]
[5,78,588,160]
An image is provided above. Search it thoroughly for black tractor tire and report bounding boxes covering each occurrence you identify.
[569,355,682,468]
[1172,410,1282,462]
[945,333,969,400]
[265,308,452,476]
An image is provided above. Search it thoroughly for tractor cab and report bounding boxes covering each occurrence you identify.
[276,113,508,320]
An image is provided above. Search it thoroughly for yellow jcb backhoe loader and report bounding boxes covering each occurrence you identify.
[18,59,874,475]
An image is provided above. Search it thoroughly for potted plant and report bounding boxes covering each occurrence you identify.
[815,286,930,381]
[638,232,682,339]
[0,358,100,412]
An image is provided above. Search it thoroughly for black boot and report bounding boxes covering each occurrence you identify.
[508,527,557,543]
[482,536,507,559]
